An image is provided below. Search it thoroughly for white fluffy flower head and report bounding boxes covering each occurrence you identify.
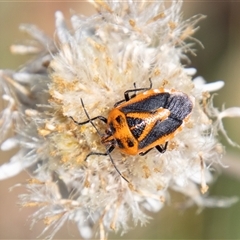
[0,1,239,239]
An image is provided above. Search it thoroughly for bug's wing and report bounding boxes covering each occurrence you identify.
[121,93,170,113]
[121,91,193,119]
[138,117,182,149]
[164,93,193,120]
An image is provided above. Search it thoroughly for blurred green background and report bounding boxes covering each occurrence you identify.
[0,1,240,239]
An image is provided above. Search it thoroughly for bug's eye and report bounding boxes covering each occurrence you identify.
[107,122,116,134]
[115,115,123,124]
[105,129,112,136]
[105,124,116,136]
[116,138,124,149]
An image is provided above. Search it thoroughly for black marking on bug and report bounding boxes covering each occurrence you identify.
[121,93,170,113]
[126,116,146,139]
[126,116,143,127]
[138,117,182,149]
[108,122,116,134]
[126,138,135,148]
[115,115,123,124]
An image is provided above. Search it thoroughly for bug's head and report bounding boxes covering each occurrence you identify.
[101,122,116,146]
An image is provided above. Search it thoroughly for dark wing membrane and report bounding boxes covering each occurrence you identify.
[165,94,193,120]
[120,93,170,113]
[138,117,182,149]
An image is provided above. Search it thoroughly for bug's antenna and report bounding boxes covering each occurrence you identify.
[107,148,129,183]
[80,98,102,136]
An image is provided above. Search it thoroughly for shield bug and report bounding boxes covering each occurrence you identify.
[71,79,194,182]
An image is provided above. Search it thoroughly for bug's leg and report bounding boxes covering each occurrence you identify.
[114,83,138,107]
[155,142,168,153]
[84,146,129,183]
[139,142,168,156]
[114,78,153,107]
[139,147,153,156]
[114,99,126,107]
[124,78,153,101]
[85,151,107,158]
[70,115,107,125]
[128,82,138,99]
[84,145,115,161]
[71,98,107,137]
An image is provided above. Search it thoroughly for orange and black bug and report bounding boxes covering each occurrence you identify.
[71,79,194,182]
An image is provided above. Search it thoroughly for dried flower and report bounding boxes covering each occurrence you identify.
[0,1,239,239]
